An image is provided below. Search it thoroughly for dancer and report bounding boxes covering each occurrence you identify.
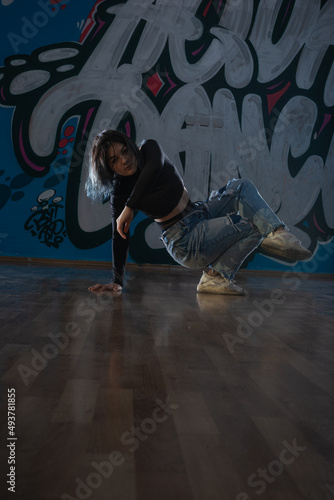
[86,129,311,295]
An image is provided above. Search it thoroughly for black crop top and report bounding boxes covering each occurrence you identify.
[109,139,184,286]
[125,139,184,217]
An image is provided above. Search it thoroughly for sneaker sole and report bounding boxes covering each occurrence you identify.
[261,244,312,261]
[196,285,246,296]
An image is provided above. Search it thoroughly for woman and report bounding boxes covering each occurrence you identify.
[86,129,311,295]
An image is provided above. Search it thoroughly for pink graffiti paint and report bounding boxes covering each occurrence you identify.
[192,44,205,57]
[19,123,45,172]
[267,81,284,90]
[79,0,105,43]
[318,114,332,137]
[91,17,106,41]
[81,107,95,140]
[282,0,292,24]
[64,125,75,137]
[125,121,131,138]
[147,72,164,96]
[216,0,223,14]
[163,69,177,96]
[50,0,68,11]
[59,138,68,149]
[203,0,213,17]
[313,213,326,233]
[267,81,291,114]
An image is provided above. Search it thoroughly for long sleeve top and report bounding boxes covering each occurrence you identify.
[109,139,184,286]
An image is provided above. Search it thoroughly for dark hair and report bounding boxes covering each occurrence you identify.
[85,129,141,200]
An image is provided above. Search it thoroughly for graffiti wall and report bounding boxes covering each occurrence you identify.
[0,0,333,273]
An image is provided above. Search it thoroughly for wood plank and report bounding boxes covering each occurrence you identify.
[0,262,333,500]
[51,379,100,424]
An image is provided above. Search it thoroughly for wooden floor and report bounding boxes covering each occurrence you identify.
[0,262,333,500]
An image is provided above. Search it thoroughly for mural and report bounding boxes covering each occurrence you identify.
[0,0,333,272]
[24,189,66,249]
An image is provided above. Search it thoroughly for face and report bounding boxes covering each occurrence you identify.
[107,142,138,176]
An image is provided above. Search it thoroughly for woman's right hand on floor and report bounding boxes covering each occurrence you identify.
[88,283,122,294]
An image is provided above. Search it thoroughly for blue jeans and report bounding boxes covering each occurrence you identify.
[160,178,284,281]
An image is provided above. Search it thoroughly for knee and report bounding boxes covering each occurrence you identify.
[234,177,258,194]
[226,177,254,192]
[240,177,255,189]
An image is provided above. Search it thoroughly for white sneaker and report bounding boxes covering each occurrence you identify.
[196,271,246,295]
[261,228,311,261]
